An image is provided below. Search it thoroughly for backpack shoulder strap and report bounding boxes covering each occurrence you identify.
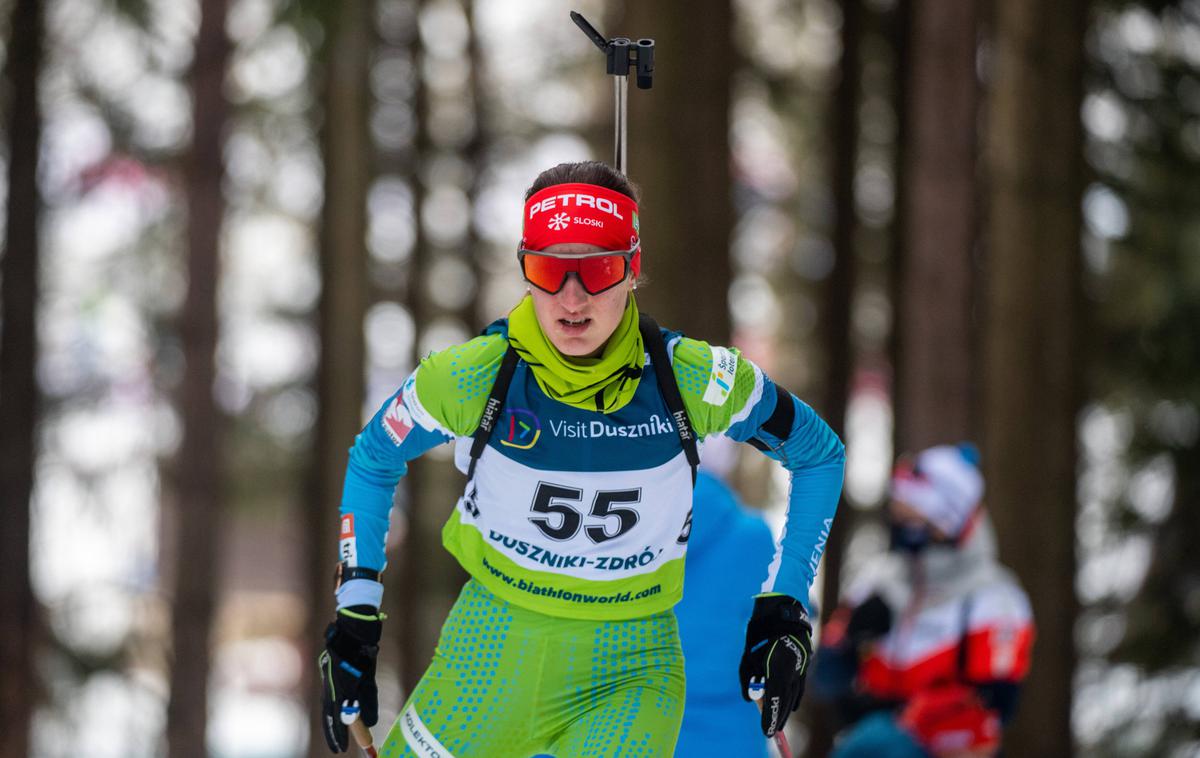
[466,344,520,481]
[638,314,700,484]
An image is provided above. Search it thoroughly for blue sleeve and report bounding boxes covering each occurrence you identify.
[338,381,453,577]
[724,377,845,612]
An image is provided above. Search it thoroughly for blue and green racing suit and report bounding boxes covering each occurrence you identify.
[334,320,844,756]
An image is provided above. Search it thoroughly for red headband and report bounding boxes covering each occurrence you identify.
[521,183,640,256]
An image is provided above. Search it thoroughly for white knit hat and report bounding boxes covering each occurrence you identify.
[890,443,984,538]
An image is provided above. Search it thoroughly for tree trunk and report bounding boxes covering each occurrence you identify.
[166,0,231,755]
[397,0,475,698]
[808,1,861,755]
[305,2,372,755]
[894,0,978,452]
[817,0,862,628]
[397,0,433,700]
[0,1,44,755]
[614,0,732,343]
[887,0,911,450]
[981,1,1084,755]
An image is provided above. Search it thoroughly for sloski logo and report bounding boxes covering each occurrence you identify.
[382,395,415,446]
[548,212,570,231]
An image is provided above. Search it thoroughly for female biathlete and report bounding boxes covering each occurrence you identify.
[318,161,845,757]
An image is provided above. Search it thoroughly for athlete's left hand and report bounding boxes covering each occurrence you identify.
[739,593,813,737]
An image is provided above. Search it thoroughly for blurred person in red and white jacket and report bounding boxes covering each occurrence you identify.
[811,443,1035,758]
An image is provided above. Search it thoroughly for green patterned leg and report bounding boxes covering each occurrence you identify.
[379,582,542,757]
[543,614,686,758]
[544,674,685,757]
[379,580,685,758]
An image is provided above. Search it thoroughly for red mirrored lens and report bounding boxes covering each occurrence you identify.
[522,255,573,293]
[577,255,629,293]
[522,254,629,295]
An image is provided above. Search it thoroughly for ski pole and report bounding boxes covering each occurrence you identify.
[569,11,654,176]
[349,717,378,758]
[749,680,795,758]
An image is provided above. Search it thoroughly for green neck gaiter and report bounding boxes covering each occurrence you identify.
[506,294,645,413]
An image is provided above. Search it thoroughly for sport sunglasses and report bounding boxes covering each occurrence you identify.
[518,246,638,296]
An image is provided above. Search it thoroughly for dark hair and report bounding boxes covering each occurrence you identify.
[524,161,641,203]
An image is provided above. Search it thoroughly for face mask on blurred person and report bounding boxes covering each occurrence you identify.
[889,521,934,554]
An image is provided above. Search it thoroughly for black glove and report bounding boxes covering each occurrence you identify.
[318,605,383,753]
[845,593,892,647]
[739,593,813,737]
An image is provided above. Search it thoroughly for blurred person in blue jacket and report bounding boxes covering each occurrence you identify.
[674,434,776,758]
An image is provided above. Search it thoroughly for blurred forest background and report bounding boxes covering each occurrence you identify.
[0,0,1197,756]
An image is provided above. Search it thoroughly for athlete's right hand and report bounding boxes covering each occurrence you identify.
[319,606,383,753]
